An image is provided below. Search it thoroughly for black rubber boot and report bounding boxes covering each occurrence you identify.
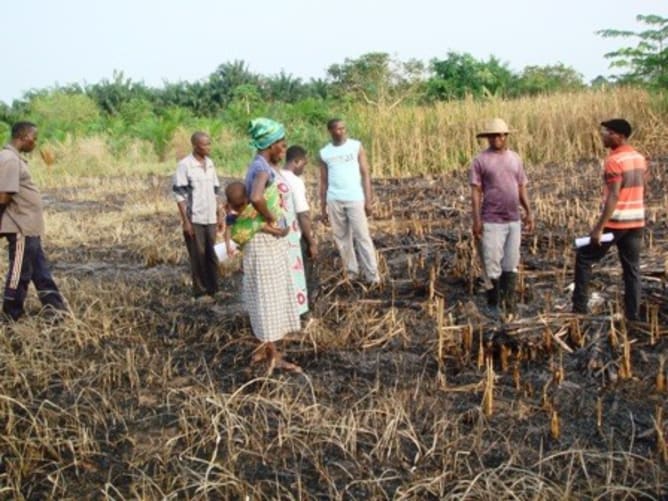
[482,278,500,320]
[486,278,500,307]
[500,271,518,318]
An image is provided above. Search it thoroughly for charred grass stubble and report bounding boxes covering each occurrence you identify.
[1,92,668,499]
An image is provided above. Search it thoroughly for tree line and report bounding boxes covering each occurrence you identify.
[0,14,663,157]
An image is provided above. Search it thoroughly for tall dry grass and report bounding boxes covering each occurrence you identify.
[355,87,667,176]
[25,87,668,183]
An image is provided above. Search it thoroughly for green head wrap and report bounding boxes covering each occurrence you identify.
[248,118,285,150]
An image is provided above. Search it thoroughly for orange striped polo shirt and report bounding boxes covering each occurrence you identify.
[602,144,646,229]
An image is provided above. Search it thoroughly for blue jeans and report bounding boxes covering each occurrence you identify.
[3,234,66,320]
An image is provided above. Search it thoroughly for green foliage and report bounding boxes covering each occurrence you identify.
[0,101,19,125]
[328,52,426,107]
[86,70,151,115]
[157,80,218,116]
[0,121,9,145]
[28,91,101,140]
[0,49,647,168]
[284,98,336,126]
[590,75,610,88]
[427,52,516,100]
[118,98,155,124]
[514,64,585,96]
[264,71,310,102]
[597,14,668,88]
[222,84,269,131]
[208,61,261,110]
[132,107,193,161]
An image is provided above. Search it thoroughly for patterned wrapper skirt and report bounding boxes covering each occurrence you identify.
[243,233,301,342]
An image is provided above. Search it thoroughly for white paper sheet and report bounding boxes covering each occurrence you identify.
[214,241,237,262]
[574,233,614,248]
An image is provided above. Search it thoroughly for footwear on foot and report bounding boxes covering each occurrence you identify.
[251,344,270,365]
[499,271,518,320]
[193,295,216,304]
[486,278,500,307]
[39,305,69,324]
[482,304,501,320]
[276,359,303,373]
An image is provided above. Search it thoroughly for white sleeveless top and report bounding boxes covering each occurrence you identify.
[319,139,364,202]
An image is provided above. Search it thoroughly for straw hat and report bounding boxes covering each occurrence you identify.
[476,118,512,138]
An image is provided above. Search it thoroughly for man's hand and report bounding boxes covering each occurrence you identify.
[523,212,535,234]
[472,219,483,240]
[589,225,603,246]
[217,221,225,235]
[364,202,373,218]
[308,242,318,260]
[183,220,194,238]
[319,210,329,226]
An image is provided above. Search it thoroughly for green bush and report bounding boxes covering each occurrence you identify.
[0,121,9,145]
[28,92,101,140]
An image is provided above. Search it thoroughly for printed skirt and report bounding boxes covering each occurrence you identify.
[243,233,301,342]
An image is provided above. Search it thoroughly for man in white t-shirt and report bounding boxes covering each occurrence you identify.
[282,145,318,305]
[319,119,379,285]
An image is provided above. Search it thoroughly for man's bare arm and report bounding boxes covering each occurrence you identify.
[518,184,534,233]
[319,157,329,222]
[470,185,483,239]
[590,180,621,244]
[298,211,317,259]
[358,145,373,216]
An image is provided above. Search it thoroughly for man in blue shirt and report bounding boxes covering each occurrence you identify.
[319,119,379,285]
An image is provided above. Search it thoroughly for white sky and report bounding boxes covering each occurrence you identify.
[1,0,665,104]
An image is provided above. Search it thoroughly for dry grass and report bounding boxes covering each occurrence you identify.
[355,87,667,176]
[1,89,666,499]
[26,87,668,183]
[0,160,665,499]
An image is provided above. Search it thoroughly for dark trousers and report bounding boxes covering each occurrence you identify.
[3,234,66,320]
[184,223,218,297]
[301,238,318,308]
[573,227,642,320]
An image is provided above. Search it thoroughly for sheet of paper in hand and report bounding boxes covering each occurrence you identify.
[574,233,614,248]
[215,241,237,262]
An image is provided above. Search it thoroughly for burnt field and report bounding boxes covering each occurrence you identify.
[0,158,666,499]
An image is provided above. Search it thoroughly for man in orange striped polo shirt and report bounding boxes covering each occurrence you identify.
[572,118,647,321]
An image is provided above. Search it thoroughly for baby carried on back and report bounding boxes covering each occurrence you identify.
[223,181,288,256]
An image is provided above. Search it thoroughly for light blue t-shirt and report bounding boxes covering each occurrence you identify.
[320,139,364,202]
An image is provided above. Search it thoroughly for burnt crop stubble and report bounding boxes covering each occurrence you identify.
[0,154,666,498]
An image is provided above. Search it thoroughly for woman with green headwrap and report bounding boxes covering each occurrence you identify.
[242,118,301,373]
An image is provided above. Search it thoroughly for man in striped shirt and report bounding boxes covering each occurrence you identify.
[572,119,647,321]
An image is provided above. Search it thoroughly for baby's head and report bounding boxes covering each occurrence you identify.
[225,182,248,212]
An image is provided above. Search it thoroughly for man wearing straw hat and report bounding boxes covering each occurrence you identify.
[470,118,534,320]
